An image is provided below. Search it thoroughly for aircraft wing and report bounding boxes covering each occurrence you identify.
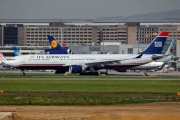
[83,59,122,67]
[64,54,143,68]
[63,59,122,68]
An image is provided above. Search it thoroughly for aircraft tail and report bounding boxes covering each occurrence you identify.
[165,40,176,55]
[47,35,63,49]
[157,40,176,62]
[139,31,169,54]
[12,46,21,56]
[0,52,6,62]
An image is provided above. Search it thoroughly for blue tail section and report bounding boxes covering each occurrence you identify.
[47,35,63,50]
[12,46,21,56]
[140,31,169,54]
[46,35,72,54]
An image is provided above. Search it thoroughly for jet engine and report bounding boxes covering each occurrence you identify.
[69,65,85,73]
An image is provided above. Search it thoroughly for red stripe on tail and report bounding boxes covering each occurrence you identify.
[158,31,169,36]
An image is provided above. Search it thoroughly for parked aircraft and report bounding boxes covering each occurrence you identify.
[12,46,21,56]
[45,35,72,54]
[128,39,176,75]
[11,36,71,56]
[157,40,177,62]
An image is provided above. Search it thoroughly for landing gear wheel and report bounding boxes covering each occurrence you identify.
[21,72,25,76]
[93,71,100,76]
[143,71,148,76]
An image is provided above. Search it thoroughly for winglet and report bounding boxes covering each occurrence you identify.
[135,54,143,58]
[140,31,169,54]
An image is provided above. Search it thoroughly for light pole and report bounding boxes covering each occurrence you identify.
[103,32,104,54]
[99,29,104,54]
[59,28,64,44]
[137,38,139,53]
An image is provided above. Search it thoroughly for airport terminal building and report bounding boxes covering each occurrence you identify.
[0,20,180,70]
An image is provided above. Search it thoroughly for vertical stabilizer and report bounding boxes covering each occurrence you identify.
[12,46,21,56]
[165,40,176,55]
[0,53,6,62]
[47,35,63,50]
[140,31,169,54]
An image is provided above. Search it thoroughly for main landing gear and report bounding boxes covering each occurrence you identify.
[143,70,148,76]
[21,70,25,76]
[79,71,100,76]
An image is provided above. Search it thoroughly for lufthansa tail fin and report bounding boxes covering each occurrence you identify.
[12,46,21,56]
[140,31,169,54]
[47,35,64,50]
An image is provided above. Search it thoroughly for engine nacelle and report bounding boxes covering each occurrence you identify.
[69,65,85,73]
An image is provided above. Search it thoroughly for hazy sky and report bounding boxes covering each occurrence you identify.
[0,0,180,19]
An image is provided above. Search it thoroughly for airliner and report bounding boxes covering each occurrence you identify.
[45,35,72,54]
[4,31,168,75]
[2,53,153,75]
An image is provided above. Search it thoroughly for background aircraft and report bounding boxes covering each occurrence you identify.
[45,35,72,54]
[128,39,177,75]
[12,46,21,56]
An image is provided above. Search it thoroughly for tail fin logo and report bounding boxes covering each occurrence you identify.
[170,47,174,53]
[154,41,162,47]
[16,52,21,55]
[0,53,5,61]
[51,40,58,48]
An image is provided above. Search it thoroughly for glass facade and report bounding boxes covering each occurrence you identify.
[4,27,18,45]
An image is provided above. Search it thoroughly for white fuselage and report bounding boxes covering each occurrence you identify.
[4,54,155,71]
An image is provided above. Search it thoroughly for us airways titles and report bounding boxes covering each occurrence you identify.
[36,55,69,59]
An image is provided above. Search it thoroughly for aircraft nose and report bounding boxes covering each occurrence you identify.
[151,55,163,61]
